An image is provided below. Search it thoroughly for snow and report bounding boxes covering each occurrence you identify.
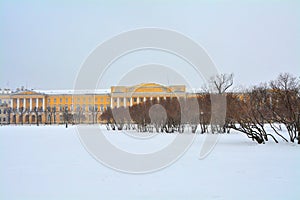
[0,125,299,200]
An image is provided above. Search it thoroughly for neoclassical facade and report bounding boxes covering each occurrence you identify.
[0,83,188,124]
[110,83,186,108]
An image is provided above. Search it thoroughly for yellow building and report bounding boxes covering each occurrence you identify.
[110,83,186,108]
[3,83,187,124]
[0,89,12,124]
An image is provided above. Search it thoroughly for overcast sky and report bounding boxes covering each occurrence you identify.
[0,0,299,90]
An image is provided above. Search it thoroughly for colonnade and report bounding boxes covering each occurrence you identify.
[11,97,45,111]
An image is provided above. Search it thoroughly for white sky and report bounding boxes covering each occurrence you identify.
[0,0,299,90]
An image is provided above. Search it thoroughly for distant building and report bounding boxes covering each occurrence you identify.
[110,83,186,108]
[0,89,12,124]
[2,83,188,124]
[0,88,12,106]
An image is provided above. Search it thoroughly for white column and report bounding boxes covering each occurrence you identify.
[117,97,120,108]
[157,97,160,102]
[130,97,133,107]
[42,98,45,111]
[137,97,140,104]
[124,97,126,108]
[17,98,20,110]
[144,97,146,102]
[110,97,113,108]
[30,98,32,111]
[23,98,26,109]
[10,99,13,108]
[36,98,39,109]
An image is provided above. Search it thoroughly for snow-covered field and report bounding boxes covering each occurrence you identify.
[1,125,299,200]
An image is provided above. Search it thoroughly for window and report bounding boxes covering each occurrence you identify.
[48,99,50,103]
[120,98,124,102]
[100,105,104,112]
[0,109,1,114]
[100,98,103,103]
[133,98,137,102]
[54,98,57,103]
[60,98,62,103]
[140,97,143,102]
[3,118,5,122]
[106,98,110,102]
[114,98,117,103]
[127,98,131,103]
[66,98,68,103]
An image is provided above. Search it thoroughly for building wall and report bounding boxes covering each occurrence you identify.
[110,83,186,108]
[0,104,9,124]
[2,83,188,124]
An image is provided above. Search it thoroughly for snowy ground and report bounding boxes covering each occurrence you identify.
[1,125,299,200]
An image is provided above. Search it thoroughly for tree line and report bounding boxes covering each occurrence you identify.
[100,73,300,144]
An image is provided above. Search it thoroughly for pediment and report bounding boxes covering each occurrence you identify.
[11,90,45,96]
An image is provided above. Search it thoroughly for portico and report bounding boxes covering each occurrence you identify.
[10,91,46,124]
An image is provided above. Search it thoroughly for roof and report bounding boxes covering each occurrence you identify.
[34,89,111,95]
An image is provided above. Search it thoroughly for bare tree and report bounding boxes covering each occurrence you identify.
[269,73,300,143]
[210,73,234,94]
[208,73,233,133]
